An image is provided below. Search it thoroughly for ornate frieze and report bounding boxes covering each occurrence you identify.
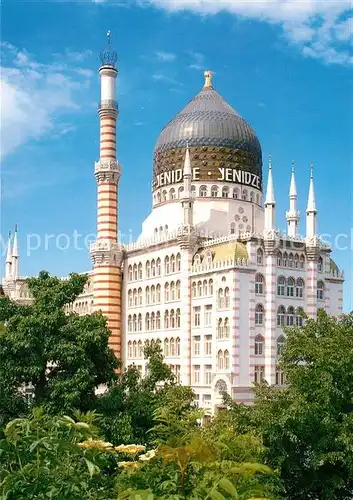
[95,160,121,184]
[90,241,124,267]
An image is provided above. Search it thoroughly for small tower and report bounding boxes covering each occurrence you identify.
[90,31,123,358]
[306,165,317,239]
[286,162,300,237]
[181,143,194,227]
[5,231,12,279]
[264,155,276,232]
[12,225,19,280]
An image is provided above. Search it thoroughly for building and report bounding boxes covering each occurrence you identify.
[2,36,344,409]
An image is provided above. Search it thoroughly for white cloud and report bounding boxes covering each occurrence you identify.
[156,50,177,61]
[188,51,205,70]
[0,43,93,159]
[144,0,353,65]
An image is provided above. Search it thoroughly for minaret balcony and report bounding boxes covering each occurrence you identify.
[95,160,121,183]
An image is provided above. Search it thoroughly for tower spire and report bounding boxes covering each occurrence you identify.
[264,155,276,232]
[5,231,12,279]
[286,161,300,237]
[12,225,19,279]
[181,143,194,226]
[306,164,317,238]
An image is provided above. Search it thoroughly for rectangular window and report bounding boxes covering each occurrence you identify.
[193,365,200,384]
[205,365,212,385]
[193,306,201,327]
[275,368,285,386]
[205,335,212,356]
[193,336,200,356]
[254,365,265,384]
[204,305,212,326]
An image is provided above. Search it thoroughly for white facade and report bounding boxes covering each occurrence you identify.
[2,57,344,412]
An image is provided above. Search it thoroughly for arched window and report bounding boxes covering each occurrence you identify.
[218,289,224,309]
[294,254,299,268]
[242,189,248,201]
[277,251,282,267]
[156,284,161,303]
[255,334,264,355]
[203,280,208,296]
[128,315,132,332]
[133,264,138,281]
[169,188,176,200]
[151,259,156,277]
[128,290,133,307]
[138,314,142,332]
[211,185,218,197]
[170,281,175,301]
[283,252,288,267]
[277,276,286,296]
[151,285,156,304]
[170,338,175,356]
[165,283,170,302]
[146,261,151,278]
[317,281,324,300]
[157,192,161,204]
[255,274,265,295]
[224,350,229,370]
[156,258,161,276]
[286,306,295,326]
[133,289,138,306]
[233,188,239,199]
[156,311,161,330]
[217,318,223,339]
[318,256,323,272]
[170,254,176,273]
[191,185,196,197]
[230,222,236,235]
[296,278,304,298]
[257,248,264,265]
[138,263,143,280]
[217,350,224,370]
[138,340,143,358]
[164,311,169,329]
[176,337,180,356]
[176,281,181,300]
[133,341,137,358]
[255,304,264,325]
[178,186,184,198]
[296,307,304,327]
[162,190,167,202]
[128,266,133,282]
[192,282,197,298]
[277,335,285,356]
[288,253,294,268]
[164,338,169,357]
[137,288,142,306]
[133,315,137,332]
[200,185,207,197]
[250,191,254,202]
[222,186,229,198]
[277,305,286,327]
[197,280,202,297]
[165,256,170,274]
[145,286,150,305]
[145,313,150,331]
[170,309,175,329]
[176,309,181,328]
[209,279,214,295]
[176,253,181,271]
[300,255,305,269]
[151,312,156,331]
[224,318,229,337]
[224,287,230,308]
[287,277,295,297]
[128,341,133,358]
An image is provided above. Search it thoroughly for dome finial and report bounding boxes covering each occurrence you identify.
[100,30,118,67]
[204,70,213,88]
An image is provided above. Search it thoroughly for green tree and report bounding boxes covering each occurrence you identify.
[0,271,118,420]
[231,311,353,500]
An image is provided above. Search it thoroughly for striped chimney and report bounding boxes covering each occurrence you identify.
[90,31,123,358]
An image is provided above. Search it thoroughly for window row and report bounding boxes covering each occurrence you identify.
[254,365,286,386]
[66,300,93,314]
[191,279,214,297]
[127,282,182,307]
[163,338,181,357]
[277,252,305,269]
[192,305,213,327]
[217,350,230,371]
[217,318,230,339]
[277,306,304,327]
[217,288,230,309]
[127,254,181,281]
[255,334,286,356]
[193,364,214,385]
[127,309,181,332]
[155,185,261,203]
[277,277,305,297]
[193,334,213,356]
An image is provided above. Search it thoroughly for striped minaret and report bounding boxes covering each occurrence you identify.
[90,32,123,358]
[305,166,319,319]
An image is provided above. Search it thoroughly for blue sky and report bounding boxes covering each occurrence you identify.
[1,0,352,310]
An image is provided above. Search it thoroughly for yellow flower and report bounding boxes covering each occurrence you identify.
[118,461,140,469]
[139,449,157,461]
[78,439,114,451]
[115,444,146,455]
